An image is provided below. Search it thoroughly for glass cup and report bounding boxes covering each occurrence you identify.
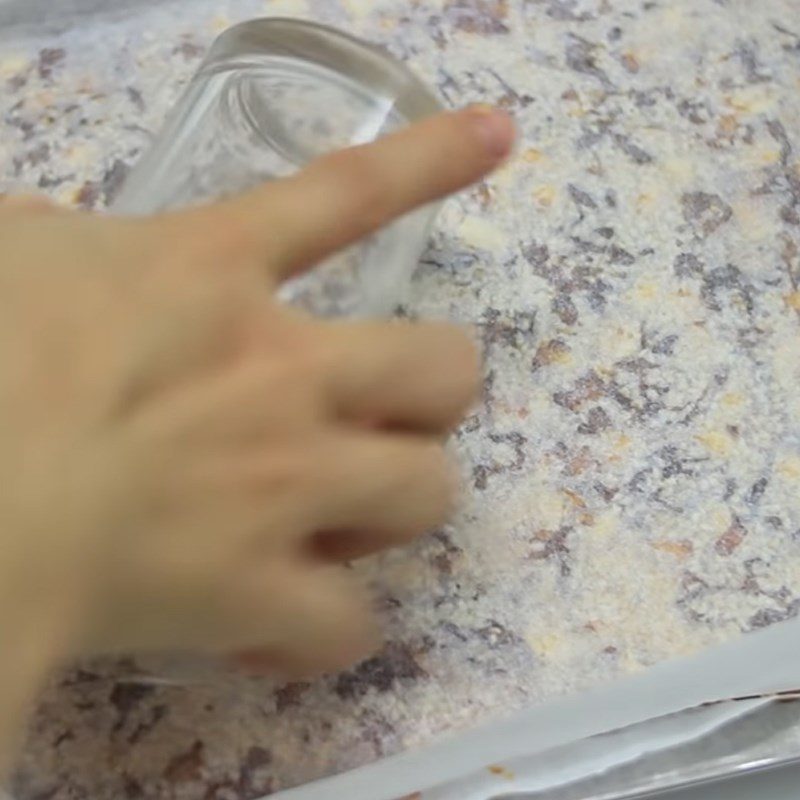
[113,17,444,317]
[110,18,444,685]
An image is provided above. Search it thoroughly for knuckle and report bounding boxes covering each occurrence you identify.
[287,332,329,373]
[209,210,267,260]
[250,335,319,385]
[150,209,263,270]
[275,351,326,402]
[234,353,323,429]
[252,451,314,496]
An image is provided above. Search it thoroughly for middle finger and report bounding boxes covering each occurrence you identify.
[317,318,481,432]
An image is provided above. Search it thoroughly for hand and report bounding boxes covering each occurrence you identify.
[0,106,515,681]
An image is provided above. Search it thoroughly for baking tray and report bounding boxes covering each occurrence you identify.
[269,617,800,799]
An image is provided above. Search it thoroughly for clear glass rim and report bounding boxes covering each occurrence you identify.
[203,16,444,124]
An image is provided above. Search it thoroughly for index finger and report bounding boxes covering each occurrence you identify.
[217,105,515,279]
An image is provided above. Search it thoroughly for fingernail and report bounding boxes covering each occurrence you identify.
[468,104,515,159]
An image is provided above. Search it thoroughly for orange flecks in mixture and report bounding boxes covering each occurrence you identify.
[614,434,632,450]
[777,457,800,480]
[521,147,545,163]
[724,95,750,112]
[533,339,571,369]
[784,292,800,311]
[474,181,494,209]
[211,14,230,32]
[720,392,744,408]
[717,114,738,137]
[715,520,746,555]
[488,765,515,780]
[695,430,732,456]
[534,185,556,207]
[651,540,694,559]
[565,449,593,476]
[621,51,640,73]
[562,488,587,508]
